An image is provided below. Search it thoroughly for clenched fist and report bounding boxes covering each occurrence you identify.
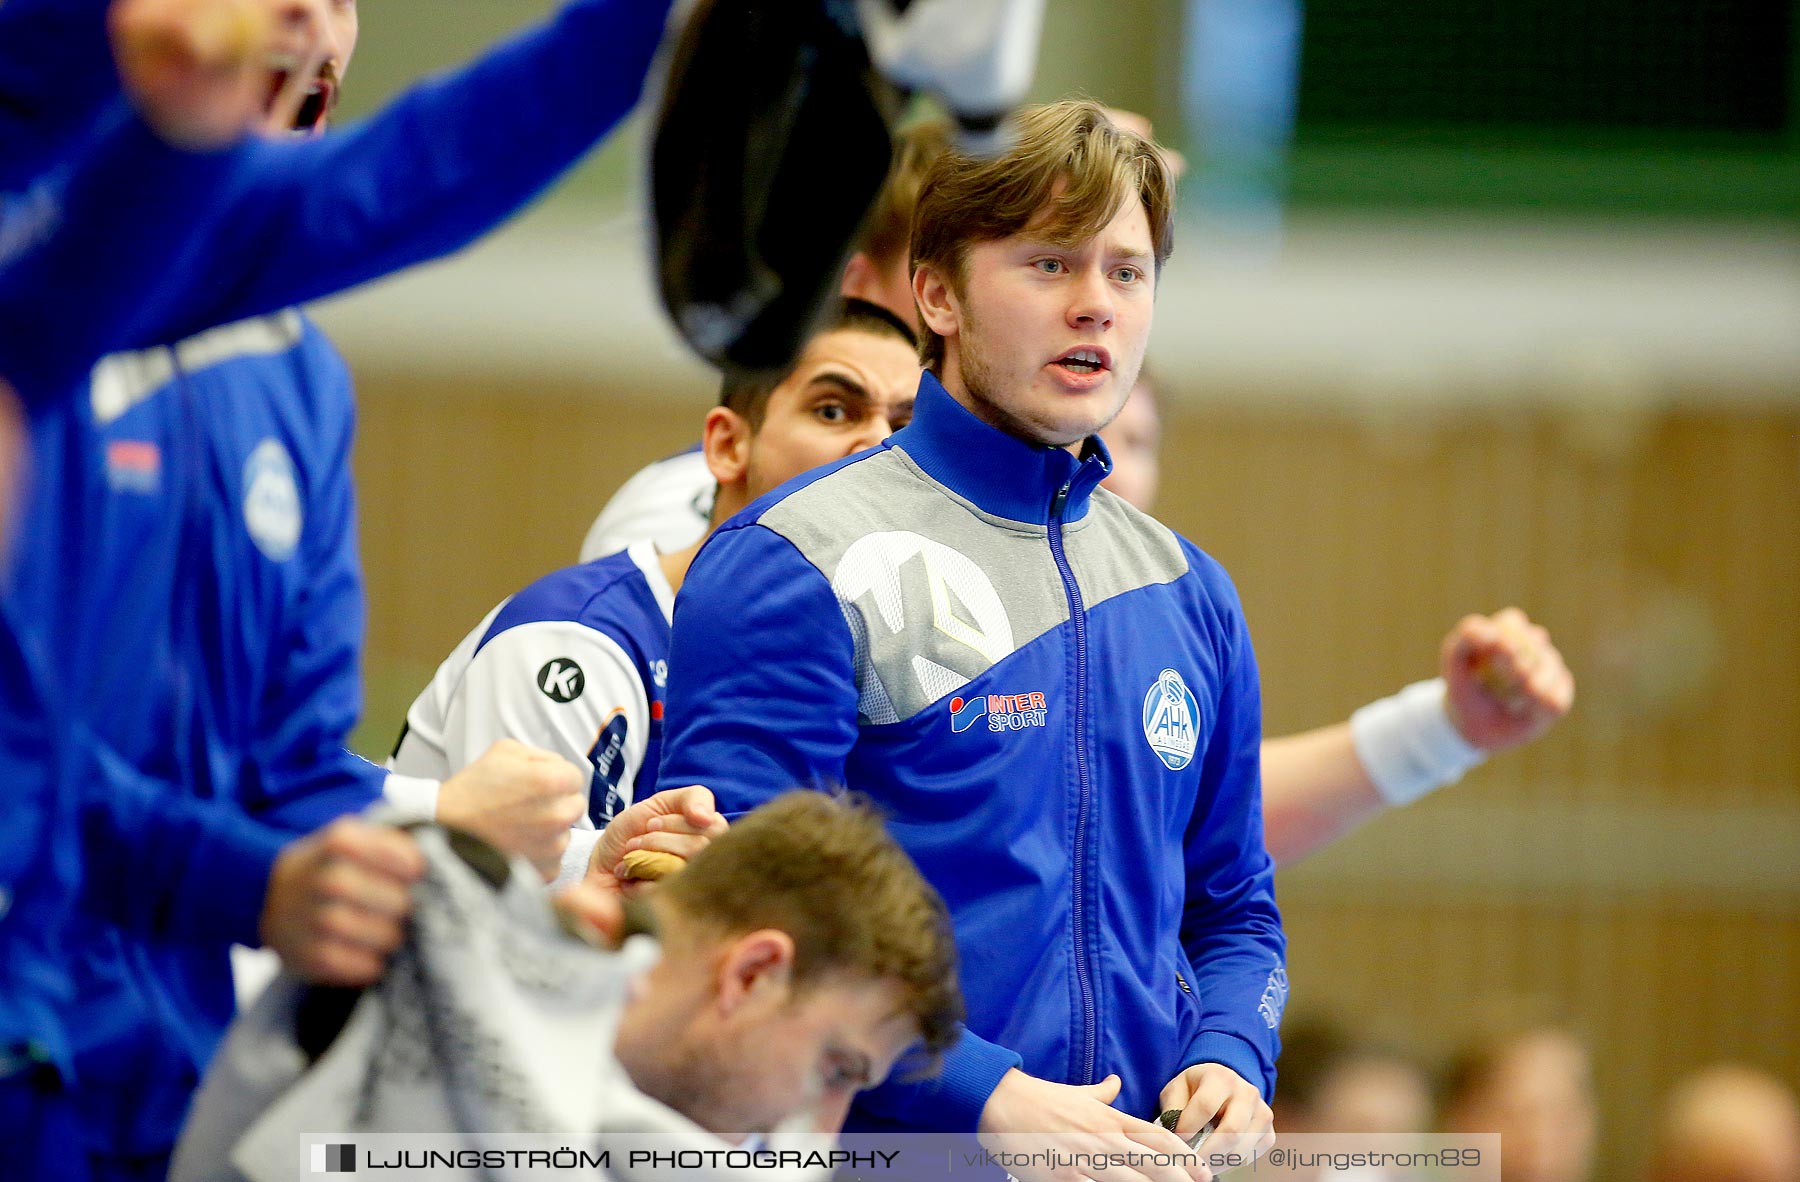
[1442,608,1575,753]
[587,785,729,897]
[437,739,587,882]
[260,818,424,986]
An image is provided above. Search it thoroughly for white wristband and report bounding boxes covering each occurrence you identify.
[553,828,604,894]
[1349,678,1486,808]
[380,772,442,825]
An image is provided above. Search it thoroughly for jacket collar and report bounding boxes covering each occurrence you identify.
[887,370,1113,526]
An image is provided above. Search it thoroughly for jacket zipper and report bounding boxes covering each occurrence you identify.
[1048,478,1098,1084]
[171,353,209,799]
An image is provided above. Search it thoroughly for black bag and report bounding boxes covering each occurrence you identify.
[652,0,904,374]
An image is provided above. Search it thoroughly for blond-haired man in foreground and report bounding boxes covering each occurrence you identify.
[661,102,1278,1181]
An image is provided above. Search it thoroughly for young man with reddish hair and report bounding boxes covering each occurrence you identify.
[660,101,1280,1171]
[615,791,964,1139]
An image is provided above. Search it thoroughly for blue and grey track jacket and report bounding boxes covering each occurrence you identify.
[0,0,672,1098]
[18,314,386,1151]
[661,373,1287,1132]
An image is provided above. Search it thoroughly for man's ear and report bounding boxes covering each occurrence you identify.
[702,405,752,487]
[840,251,879,302]
[714,929,796,1015]
[913,263,959,343]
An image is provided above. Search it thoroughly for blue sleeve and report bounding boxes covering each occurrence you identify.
[0,0,116,191]
[0,620,80,1070]
[853,1030,1022,1134]
[238,331,385,833]
[1176,557,1286,1100]
[77,733,286,948]
[0,0,671,404]
[105,0,671,346]
[659,522,863,811]
[0,103,244,407]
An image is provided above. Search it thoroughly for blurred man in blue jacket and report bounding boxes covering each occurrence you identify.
[0,0,678,1175]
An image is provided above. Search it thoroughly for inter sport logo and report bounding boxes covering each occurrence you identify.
[105,439,161,494]
[1142,668,1199,770]
[949,691,1047,733]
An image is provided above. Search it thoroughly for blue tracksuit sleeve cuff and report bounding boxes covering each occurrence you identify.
[1182,1031,1274,1102]
[934,1034,1023,1132]
[180,814,287,947]
[862,1028,1022,1134]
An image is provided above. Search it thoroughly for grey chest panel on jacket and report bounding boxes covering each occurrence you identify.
[758,446,1190,725]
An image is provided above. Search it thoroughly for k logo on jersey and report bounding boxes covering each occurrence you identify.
[537,658,585,703]
[1142,668,1199,770]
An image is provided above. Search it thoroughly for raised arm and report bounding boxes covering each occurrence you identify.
[1260,607,1575,865]
[0,0,673,403]
[147,0,675,339]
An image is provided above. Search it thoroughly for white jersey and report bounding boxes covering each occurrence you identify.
[579,447,713,560]
[390,542,677,887]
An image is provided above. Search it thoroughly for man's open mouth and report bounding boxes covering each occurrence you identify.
[1054,348,1110,376]
[266,69,336,133]
[293,79,332,131]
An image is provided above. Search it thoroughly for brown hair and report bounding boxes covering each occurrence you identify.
[718,298,917,429]
[911,100,1177,372]
[659,790,964,1063]
[858,119,954,271]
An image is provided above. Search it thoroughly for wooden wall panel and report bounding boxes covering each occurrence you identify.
[1154,405,1800,811]
[349,375,706,750]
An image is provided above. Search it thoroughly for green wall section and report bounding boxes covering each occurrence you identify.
[1287,134,1800,217]
[1286,0,1797,216]
[334,0,1796,220]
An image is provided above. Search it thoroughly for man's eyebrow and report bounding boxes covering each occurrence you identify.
[1018,234,1154,264]
[804,372,872,403]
